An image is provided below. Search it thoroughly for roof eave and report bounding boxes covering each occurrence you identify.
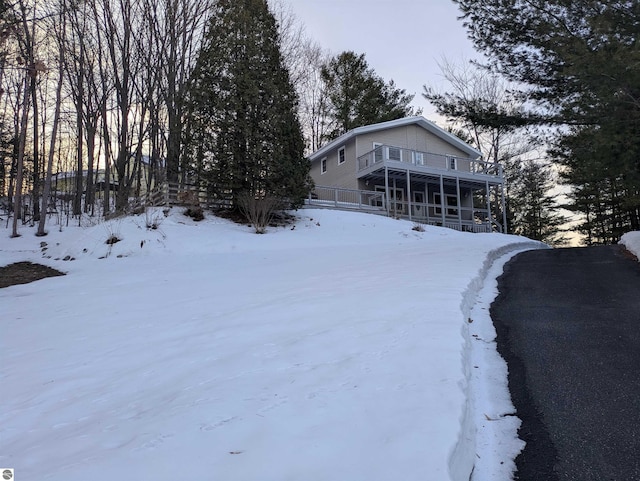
[307,116,482,161]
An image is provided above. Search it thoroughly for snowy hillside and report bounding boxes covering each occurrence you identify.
[1,208,545,481]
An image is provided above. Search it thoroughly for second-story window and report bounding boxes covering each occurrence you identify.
[448,156,457,170]
[321,157,327,174]
[373,142,383,162]
[388,147,402,161]
[338,146,346,165]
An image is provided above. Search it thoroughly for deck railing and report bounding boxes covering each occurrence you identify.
[141,183,501,233]
[306,186,386,211]
[305,186,501,233]
[357,145,503,177]
[385,199,494,232]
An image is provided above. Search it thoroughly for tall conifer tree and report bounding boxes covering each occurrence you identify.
[321,51,419,141]
[454,0,640,240]
[186,0,310,206]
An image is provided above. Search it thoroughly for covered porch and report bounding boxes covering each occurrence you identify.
[357,171,505,232]
[305,179,506,233]
[356,147,507,232]
[357,145,506,232]
[305,144,507,233]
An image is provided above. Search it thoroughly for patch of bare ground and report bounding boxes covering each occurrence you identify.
[0,262,65,288]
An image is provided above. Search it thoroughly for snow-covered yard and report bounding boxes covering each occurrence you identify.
[1,208,546,481]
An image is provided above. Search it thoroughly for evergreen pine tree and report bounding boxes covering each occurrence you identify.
[185,0,310,207]
[509,160,568,245]
[321,51,419,140]
[453,0,640,239]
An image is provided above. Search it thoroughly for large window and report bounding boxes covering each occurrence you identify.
[321,157,327,174]
[338,146,346,165]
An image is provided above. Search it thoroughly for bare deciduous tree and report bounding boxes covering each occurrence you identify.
[36,0,66,236]
[269,0,330,153]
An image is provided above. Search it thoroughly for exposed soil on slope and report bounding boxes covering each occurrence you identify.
[0,262,65,288]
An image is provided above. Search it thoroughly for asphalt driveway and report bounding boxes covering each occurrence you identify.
[491,245,640,480]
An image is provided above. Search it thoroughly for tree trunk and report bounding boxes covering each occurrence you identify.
[11,74,31,237]
[85,123,96,212]
[30,74,39,220]
[101,103,112,216]
[37,37,65,236]
[74,74,84,216]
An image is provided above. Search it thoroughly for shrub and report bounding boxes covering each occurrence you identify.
[237,193,281,234]
[184,206,205,221]
[145,207,166,230]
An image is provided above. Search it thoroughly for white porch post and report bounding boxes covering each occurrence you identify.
[393,177,397,217]
[407,169,412,221]
[425,182,430,224]
[501,182,507,233]
[485,180,491,232]
[385,166,390,216]
[439,175,445,226]
[456,176,462,231]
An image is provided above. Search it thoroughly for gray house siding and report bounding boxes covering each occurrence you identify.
[311,125,473,189]
[356,124,470,159]
[309,138,359,190]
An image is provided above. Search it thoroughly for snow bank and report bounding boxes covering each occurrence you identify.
[450,241,548,481]
[620,231,640,260]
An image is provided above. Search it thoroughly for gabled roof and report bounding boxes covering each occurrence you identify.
[308,116,482,161]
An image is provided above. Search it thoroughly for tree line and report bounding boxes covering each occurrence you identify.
[2,0,634,244]
[444,0,640,245]
[0,0,417,237]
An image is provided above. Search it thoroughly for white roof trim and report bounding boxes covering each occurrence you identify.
[308,116,482,161]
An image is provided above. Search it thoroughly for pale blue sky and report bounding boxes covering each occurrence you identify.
[284,0,480,119]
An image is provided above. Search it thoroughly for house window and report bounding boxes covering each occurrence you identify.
[373,142,383,162]
[448,156,457,170]
[338,146,346,165]
[388,146,402,162]
[413,151,424,165]
[434,193,459,217]
[321,157,327,174]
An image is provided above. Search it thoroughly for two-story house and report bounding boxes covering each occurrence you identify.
[307,116,506,233]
